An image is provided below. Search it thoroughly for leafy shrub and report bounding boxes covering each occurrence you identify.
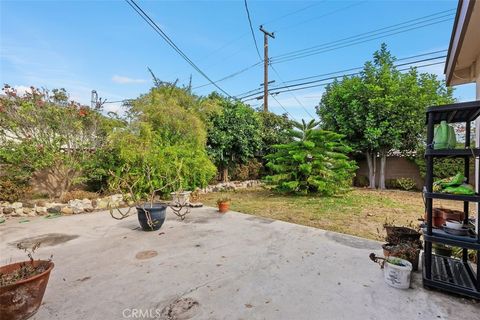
[385,179,400,189]
[397,178,416,191]
[265,120,357,195]
[354,175,369,187]
[0,85,117,197]
[231,159,263,181]
[0,178,30,202]
[109,85,217,199]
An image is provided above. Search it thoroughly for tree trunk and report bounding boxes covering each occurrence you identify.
[222,167,229,183]
[366,151,376,189]
[379,152,387,190]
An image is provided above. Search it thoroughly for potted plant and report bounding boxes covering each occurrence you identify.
[108,166,189,231]
[217,197,231,213]
[0,243,54,320]
[382,242,420,271]
[369,253,412,289]
[380,220,422,271]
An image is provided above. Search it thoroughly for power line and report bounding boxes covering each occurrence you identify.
[270,63,315,118]
[242,60,446,101]
[273,1,366,33]
[194,11,454,92]
[277,49,447,85]
[192,61,262,89]
[270,10,455,64]
[124,0,233,98]
[272,8,454,61]
[269,93,295,120]
[244,0,262,61]
[262,2,322,27]
[237,53,446,99]
[271,18,453,64]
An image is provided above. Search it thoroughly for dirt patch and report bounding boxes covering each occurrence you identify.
[135,250,158,260]
[160,297,200,320]
[10,233,79,248]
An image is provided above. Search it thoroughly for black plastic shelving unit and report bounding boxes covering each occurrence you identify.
[423,100,480,299]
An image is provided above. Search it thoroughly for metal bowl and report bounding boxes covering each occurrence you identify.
[443,224,470,236]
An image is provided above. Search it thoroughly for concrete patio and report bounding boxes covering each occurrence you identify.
[0,207,478,320]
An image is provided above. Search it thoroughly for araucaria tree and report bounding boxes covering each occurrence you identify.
[265,119,357,195]
[317,43,454,189]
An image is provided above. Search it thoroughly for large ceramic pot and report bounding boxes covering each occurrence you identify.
[136,203,167,231]
[0,260,54,320]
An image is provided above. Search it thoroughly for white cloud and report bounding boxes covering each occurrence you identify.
[13,85,33,95]
[112,75,146,84]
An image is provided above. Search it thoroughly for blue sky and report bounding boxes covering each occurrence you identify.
[0,0,477,120]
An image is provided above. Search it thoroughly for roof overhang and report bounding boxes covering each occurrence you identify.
[445,0,480,86]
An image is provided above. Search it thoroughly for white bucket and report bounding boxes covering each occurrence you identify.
[383,257,412,289]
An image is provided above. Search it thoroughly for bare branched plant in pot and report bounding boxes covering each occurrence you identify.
[0,242,54,320]
[108,164,191,230]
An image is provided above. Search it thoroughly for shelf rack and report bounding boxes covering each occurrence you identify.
[423,100,480,299]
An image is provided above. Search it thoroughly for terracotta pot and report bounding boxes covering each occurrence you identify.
[0,260,54,320]
[428,208,446,228]
[382,243,419,271]
[441,208,464,221]
[427,208,464,228]
[218,202,230,213]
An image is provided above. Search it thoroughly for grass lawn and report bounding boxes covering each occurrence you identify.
[199,187,464,241]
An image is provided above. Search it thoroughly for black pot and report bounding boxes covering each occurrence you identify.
[384,226,421,244]
[136,203,167,231]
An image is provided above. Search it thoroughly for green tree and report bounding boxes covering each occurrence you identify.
[257,111,293,157]
[317,44,454,189]
[206,98,262,182]
[265,119,356,195]
[110,84,216,196]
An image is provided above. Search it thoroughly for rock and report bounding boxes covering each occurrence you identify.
[23,201,35,208]
[36,200,47,207]
[84,208,94,213]
[110,194,123,203]
[67,199,92,214]
[61,207,74,215]
[3,207,14,215]
[23,207,34,215]
[96,198,110,210]
[27,211,37,217]
[11,202,23,209]
[36,206,48,215]
[47,206,63,214]
[45,202,56,209]
[12,208,23,216]
[189,202,203,208]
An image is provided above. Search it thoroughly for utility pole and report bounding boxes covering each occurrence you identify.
[260,25,274,112]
